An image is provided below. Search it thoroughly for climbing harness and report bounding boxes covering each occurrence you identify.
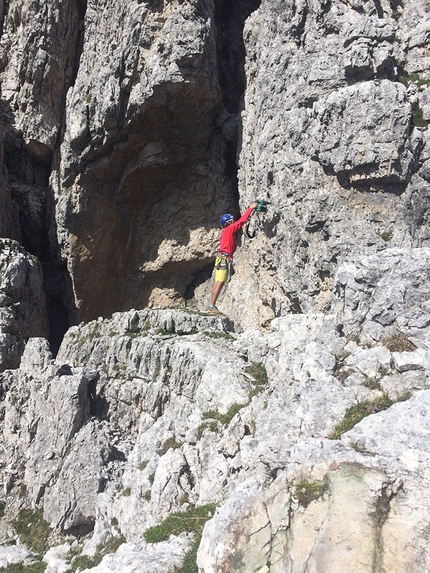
[245,199,271,239]
[215,252,235,280]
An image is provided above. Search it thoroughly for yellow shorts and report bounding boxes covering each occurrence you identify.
[214,256,233,283]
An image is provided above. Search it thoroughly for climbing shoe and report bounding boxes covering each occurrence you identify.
[206,306,221,314]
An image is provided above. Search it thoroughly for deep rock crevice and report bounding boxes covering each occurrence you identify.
[214,0,261,208]
[0,0,89,354]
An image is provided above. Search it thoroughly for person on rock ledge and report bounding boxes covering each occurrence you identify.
[207,202,258,314]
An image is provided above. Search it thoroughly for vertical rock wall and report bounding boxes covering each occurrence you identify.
[1,0,430,570]
[52,0,235,320]
[219,0,430,329]
[0,0,245,329]
[1,0,430,334]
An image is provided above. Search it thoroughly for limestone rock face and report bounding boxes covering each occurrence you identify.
[220,0,430,329]
[334,247,430,343]
[0,245,430,572]
[2,0,430,331]
[197,462,406,573]
[0,0,81,167]
[51,0,229,321]
[0,240,48,370]
[309,80,420,184]
[2,0,430,571]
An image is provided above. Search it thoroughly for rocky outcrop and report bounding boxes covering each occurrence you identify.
[335,247,430,343]
[1,0,430,571]
[308,80,421,184]
[0,239,48,371]
[51,0,231,320]
[0,247,429,571]
[0,0,82,169]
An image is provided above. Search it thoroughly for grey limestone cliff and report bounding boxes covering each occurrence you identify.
[1,0,430,571]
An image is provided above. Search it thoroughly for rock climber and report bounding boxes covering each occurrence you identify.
[207,202,258,314]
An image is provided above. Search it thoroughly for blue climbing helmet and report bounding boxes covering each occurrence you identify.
[220,214,234,226]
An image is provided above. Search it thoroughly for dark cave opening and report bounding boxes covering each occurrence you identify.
[47,295,72,356]
[184,262,215,301]
[15,190,76,356]
[42,260,78,357]
[2,126,76,357]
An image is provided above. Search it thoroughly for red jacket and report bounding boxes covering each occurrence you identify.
[219,208,254,256]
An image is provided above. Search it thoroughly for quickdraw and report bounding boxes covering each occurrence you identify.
[245,199,270,239]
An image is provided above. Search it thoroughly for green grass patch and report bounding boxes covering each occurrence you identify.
[157,437,183,456]
[328,393,411,439]
[377,230,393,242]
[70,555,98,572]
[155,328,172,336]
[125,324,142,337]
[197,390,258,439]
[144,504,216,573]
[362,377,382,391]
[203,331,234,340]
[397,390,413,402]
[244,362,268,384]
[329,395,392,439]
[195,419,219,439]
[180,538,204,573]
[349,441,375,456]
[412,101,429,129]
[397,72,430,88]
[202,403,245,427]
[244,362,268,398]
[294,480,327,507]
[13,508,51,554]
[408,73,430,87]
[70,535,125,572]
[144,504,217,543]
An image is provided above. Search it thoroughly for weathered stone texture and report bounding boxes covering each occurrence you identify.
[220,0,430,329]
[0,0,81,164]
[0,240,48,370]
[2,0,430,330]
[309,80,421,183]
[52,0,229,321]
[334,247,430,343]
[1,285,429,571]
[1,0,430,571]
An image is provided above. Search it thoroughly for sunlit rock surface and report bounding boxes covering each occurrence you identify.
[1,0,430,571]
